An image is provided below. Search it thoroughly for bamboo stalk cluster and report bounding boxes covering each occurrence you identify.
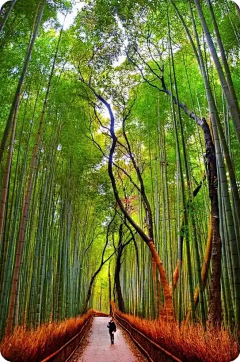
[0,0,240,342]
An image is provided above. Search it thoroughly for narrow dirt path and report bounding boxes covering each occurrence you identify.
[70,316,147,362]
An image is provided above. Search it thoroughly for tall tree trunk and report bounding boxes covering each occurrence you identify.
[154,76,222,324]
[168,14,197,320]
[207,0,240,124]
[114,223,126,313]
[172,0,240,226]
[185,213,212,323]
[173,177,205,289]
[188,1,240,324]
[201,119,222,325]
[108,262,112,315]
[236,3,240,20]
[0,98,19,244]
[194,0,240,146]
[0,1,44,165]
[0,0,18,34]
[5,25,62,334]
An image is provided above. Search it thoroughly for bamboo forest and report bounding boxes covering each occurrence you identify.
[0,0,240,361]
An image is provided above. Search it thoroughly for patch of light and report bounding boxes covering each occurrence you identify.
[97,101,122,132]
[97,125,108,134]
[231,0,240,7]
[57,1,85,30]
[10,66,19,75]
[99,106,111,120]
[112,16,127,68]
[112,54,126,67]
[98,185,106,195]
[94,158,108,171]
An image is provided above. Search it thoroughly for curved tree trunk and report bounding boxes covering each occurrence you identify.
[80,81,175,319]
[106,100,174,319]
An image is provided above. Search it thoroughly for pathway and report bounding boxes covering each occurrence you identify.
[70,316,147,362]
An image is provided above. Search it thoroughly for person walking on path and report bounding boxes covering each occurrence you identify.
[107,317,116,344]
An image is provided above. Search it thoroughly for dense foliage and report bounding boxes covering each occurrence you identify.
[0,0,240,351]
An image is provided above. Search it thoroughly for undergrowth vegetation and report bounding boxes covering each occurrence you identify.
[0,310,93,362]
[115,310,239,362]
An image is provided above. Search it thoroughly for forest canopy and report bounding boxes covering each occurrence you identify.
[0,0,240,344]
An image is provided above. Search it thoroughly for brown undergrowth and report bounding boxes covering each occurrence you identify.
[0,309,93,362]
[115,309,239,362]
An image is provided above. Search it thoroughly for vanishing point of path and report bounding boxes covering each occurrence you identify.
[70,316,148,362]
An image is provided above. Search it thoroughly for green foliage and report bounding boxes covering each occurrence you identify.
[0,0,240,337]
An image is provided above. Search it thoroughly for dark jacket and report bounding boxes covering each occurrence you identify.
[107,320,116,333]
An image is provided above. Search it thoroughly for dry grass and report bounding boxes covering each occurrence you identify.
[0,310,93,362]
[115,310,239,362]
[1,307,238,362]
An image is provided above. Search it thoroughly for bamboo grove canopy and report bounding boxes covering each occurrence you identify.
[0,0,240,338]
